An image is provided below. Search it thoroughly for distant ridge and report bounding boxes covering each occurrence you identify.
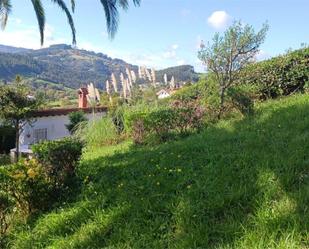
[0,44,199,89]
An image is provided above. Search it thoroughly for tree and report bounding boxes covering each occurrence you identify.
[66,111,87,134]
[0,76,41,159]
[0,0,141,45]
[198,20,269,118]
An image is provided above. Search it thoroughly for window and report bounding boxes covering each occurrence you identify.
[34,128,47,143]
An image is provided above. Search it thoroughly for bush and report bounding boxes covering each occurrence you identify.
[0,154,10,166]
[32,138,83,188]
[171,100,205,133]
[227,85,255,116]
[0,190,14,246]
[238,47,309,99]
[0,159,51,214]
[126,100,206,144]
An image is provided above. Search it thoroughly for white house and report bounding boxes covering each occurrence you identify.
[156,89,171,99]
[11,87,107,158]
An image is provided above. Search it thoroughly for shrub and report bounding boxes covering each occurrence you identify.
[227,86,255,116]
[171,100,205,133]
[238,47,309,99]
[32,138,83,188]
[0,190,14,246]
[131,119,146,144]
[126,101,206,144]
[146,107,177,141]
[0,154,10,166]
[0,159,51,214]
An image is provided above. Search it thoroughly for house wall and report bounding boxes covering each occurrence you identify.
[19,112,106,148]
[158,92,170,99]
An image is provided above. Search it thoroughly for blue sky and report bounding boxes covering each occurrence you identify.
[0,0,308,71]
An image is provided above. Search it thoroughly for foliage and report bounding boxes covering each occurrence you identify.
[126,100,205,144]
[198,20,269,118]
[171,100,205,132]
[227,85,255,116]
[0,159,52,214]
[0,154,10,166]
[237,47,309,99]
[75,117,120,147]
[0,77,41,157]
[109,105,126,135]
[0,0,141,45]
[66,111,87,134]
[0,138,84,244]
[32,138,83,188]
[0,190,14,247]
[6,94,309,249]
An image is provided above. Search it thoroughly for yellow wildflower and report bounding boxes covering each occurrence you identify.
[27,168,37,179]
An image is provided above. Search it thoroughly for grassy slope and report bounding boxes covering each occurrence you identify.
[9,94,309,249]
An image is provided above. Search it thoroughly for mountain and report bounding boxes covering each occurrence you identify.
[0,44,199,90]
[157,65,199,83]
[0,44,31,53]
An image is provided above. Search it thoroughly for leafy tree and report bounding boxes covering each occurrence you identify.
[0,76,41,160]
[198,20,269,118]
[0,0,141,45]
[66,111,87,134]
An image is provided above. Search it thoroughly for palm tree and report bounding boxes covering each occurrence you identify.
[0,0,141,45]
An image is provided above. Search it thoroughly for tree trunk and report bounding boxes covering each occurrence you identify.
[15,122,20,161]
[218,86,226,119]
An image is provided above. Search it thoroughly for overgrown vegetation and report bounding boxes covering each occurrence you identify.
[125,100,205,144]
[238,47,309,99]
[0,138,83,247]
[0,20,308,248]
[4,94,308,249]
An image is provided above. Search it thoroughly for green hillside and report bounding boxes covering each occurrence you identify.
[0,44,199,89]
[8,94,309,249]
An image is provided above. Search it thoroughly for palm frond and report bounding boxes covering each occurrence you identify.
[0,0,12,30]
[50,0,76,44]
[99,0,119,39]
[71,0,75,12]
[132,0,141,6]
[118,0,129,10]
[31,0,45,45]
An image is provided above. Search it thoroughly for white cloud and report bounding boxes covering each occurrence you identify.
[163,44,179,59]
[207,11,231,29]
[172,44,179,50]
[0,22,67,49]
[163,50,176,59]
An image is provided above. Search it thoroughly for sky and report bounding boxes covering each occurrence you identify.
[0,0,308,72]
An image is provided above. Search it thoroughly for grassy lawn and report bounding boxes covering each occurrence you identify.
[9,94,309,249]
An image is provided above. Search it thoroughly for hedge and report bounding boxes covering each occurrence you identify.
[238,47,309,99]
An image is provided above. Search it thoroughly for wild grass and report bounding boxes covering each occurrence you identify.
[74,117,120,147]
[7,94,309,249]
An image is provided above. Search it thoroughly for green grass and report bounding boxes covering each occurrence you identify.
[8,94,309,249]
